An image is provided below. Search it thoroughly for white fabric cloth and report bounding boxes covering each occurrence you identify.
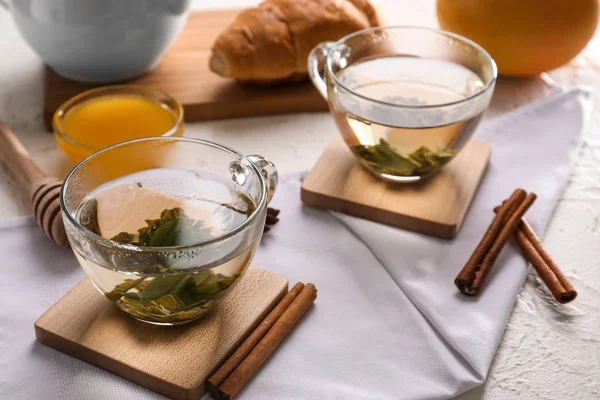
[0,89,591,400]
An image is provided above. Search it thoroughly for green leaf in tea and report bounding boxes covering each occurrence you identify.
[78,198,101,235]
[110,232,137,244]
[114,269,239,323]
[139,274,187,300]
[109,207,214,247]
[99,207,242,324]
[353,139,455,177]
[106,277,146,301]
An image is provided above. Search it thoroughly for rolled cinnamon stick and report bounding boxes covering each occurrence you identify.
[518,220,577,303]
[493,204,577,304]
[514,227,577,303]
[455,189,526,294]
[263,208,281,234]
[214,283,318,400]
[266,213,280,225]
[206,282,305,394]
[267,207,280,217]
[469,192,537,294]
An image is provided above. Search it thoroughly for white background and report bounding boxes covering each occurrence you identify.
[1,0,599,398]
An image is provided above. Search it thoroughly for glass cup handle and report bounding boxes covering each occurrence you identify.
[308,42,336,100]
[247,155,278,203]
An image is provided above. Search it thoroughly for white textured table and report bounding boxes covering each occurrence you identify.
[1,1,599,399]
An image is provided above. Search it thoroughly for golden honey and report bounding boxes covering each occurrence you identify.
[54,86,183,164]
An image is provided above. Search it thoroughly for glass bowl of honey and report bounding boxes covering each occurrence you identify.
[53,85,184,164]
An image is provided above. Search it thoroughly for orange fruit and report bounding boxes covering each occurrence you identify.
[437,0,599,76]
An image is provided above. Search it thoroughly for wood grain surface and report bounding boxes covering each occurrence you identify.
[42,9,328,131]
[301,136,491,239]
[35,266,288,400]
[0,121,68,246]
[0,1,595,398]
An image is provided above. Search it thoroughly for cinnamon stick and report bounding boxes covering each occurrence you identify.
[469,192,537,294]
[493,205,577,304]
[455,189,527,294]
[213,283,318,400]
[519,220,577,303]
[267,207,280,217]
[266,213,280,225]
[206,282,305,394]
[263,207,281,234]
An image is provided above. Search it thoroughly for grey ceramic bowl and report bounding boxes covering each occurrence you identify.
[3,0,190,83]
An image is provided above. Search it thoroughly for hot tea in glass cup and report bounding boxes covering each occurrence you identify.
[60,137,277,325]
[308,26,497,182]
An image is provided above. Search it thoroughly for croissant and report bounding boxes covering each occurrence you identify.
[209,0,382,83]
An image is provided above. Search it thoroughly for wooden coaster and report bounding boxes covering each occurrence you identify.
[35,266,288,400]
[42,9,327,130]
[301,136,491,239]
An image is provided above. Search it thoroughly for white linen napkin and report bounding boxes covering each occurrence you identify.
[0,89,591,400]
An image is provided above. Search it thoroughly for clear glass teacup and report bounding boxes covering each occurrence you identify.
[308,26,497,182]
[60,137,277,325]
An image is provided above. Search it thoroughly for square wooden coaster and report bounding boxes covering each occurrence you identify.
[35,266,288,400]
[301,136,491,239]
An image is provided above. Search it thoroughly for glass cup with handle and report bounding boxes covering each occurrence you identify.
[60,137,278,325]
[308,26,497,183]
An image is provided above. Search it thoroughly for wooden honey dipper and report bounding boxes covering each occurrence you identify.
[0,121,69,247]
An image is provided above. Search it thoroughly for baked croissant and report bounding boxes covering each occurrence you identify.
[209,0,382,83]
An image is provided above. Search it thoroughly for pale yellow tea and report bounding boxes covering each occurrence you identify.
[75,168,258,325]
[332,56,485,181]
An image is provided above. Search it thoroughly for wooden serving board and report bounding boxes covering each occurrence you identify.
[301,136,491,239]
[35,266,288,400]
[43,9,328,130]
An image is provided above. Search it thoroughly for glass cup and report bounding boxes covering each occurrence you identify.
[308,26,497,182]
[60,137,278,326]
